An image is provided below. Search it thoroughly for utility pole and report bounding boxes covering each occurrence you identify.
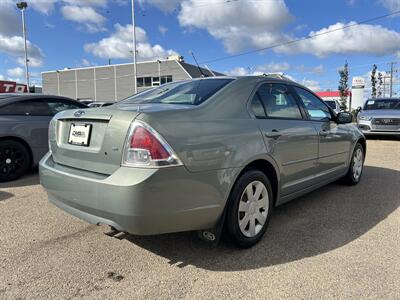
[389,62,394,97]
[388,62,399,98]
[17,2,30,93]
[131,0,138,94]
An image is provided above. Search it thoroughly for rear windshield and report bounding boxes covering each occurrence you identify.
[118,79,234,106]
[325,100,336,109]
[364,99,400,110]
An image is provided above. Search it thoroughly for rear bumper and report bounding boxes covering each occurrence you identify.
[39,153,224,235]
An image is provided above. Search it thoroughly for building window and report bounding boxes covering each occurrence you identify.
[136,75,173,88]
[137,77,144,87]
[161,75,172,84]
[152,77,160,87]
[144,77,152,87]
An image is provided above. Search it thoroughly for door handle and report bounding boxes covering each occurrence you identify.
[265,129,282,139]
[319,129,329,137]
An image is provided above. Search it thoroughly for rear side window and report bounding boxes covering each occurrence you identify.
[251,93,267,118]
[0,100,53,116]
[252,83,302,119]
[293,87,331,121]
[118,79,234,106]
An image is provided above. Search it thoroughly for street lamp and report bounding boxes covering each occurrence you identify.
[157,60,161,83]
[131,0,138,94]
[16,1,30,93]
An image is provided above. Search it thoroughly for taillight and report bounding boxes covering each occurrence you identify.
[122,121,182,168]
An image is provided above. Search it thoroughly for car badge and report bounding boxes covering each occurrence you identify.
[74,110,85,117]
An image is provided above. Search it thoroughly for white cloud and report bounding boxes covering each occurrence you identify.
[138,0,182,12]
[178,0,292,53]
[225,67,253,76]
[277,22,400,57]
[259,62,290,73]
[61,5,106,32]
[226,62,290,76]
[16,57,43,68]
[0,1,21,36]
[81,58,91,66]
[63,0,107,7]
[0,34,44,67]
[295,64,325,74]
[158,25,168,36]
[312,65,324,74]
[379,0,400,13]
[302,79,321,91]
[7,67,24,77]
[84,23,178,61]
[30,0,57,14]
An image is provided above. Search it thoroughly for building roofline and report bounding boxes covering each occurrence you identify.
[41,58,179,74]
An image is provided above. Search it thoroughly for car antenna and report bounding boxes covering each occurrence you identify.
[190,51,207,77]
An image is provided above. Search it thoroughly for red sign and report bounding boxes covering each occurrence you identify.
[0,80,28,93]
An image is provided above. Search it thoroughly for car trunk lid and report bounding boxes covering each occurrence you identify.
[50,108,139,175]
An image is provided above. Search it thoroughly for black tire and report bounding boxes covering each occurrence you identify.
[0,140,31,182]
[342,142,364,186]
[226,169,274,248]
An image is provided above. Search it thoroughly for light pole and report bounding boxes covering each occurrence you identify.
[131,0,138,94]
[56,70,60,96]
[16,1,30,93]
[157,60,161,83]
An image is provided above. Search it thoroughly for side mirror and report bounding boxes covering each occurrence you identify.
[357,106,362,112]
[337,112,353,124]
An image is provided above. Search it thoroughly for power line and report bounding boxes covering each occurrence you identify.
[200,10,400,65]
[39,10,400,87]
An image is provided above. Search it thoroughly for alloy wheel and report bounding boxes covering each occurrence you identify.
[0,145,25,178]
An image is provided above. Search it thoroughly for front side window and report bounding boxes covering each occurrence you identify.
[325,100,337,109]
[118,79,234,106]
[294,87,331,121]
[255,83,302,119]
[0,100,52,116]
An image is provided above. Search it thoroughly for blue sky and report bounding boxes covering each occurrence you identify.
[0,0,399,94]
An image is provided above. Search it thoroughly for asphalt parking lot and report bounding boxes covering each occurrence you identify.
[0,139,399,299]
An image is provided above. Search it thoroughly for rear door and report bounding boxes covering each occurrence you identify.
[292,86,352,178]
[250,82,319,197]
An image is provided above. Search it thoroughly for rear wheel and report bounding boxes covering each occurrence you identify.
[342,143,364,185]
[226,169,273,248]
[0,140,31,182]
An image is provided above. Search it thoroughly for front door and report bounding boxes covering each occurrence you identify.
[292,86,352,179]
[250,83,319,197]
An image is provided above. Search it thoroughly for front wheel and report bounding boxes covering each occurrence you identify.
[342,143,364,185]
[226,170,273,248]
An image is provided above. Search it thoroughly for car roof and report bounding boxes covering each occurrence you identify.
[0,94,79,106]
